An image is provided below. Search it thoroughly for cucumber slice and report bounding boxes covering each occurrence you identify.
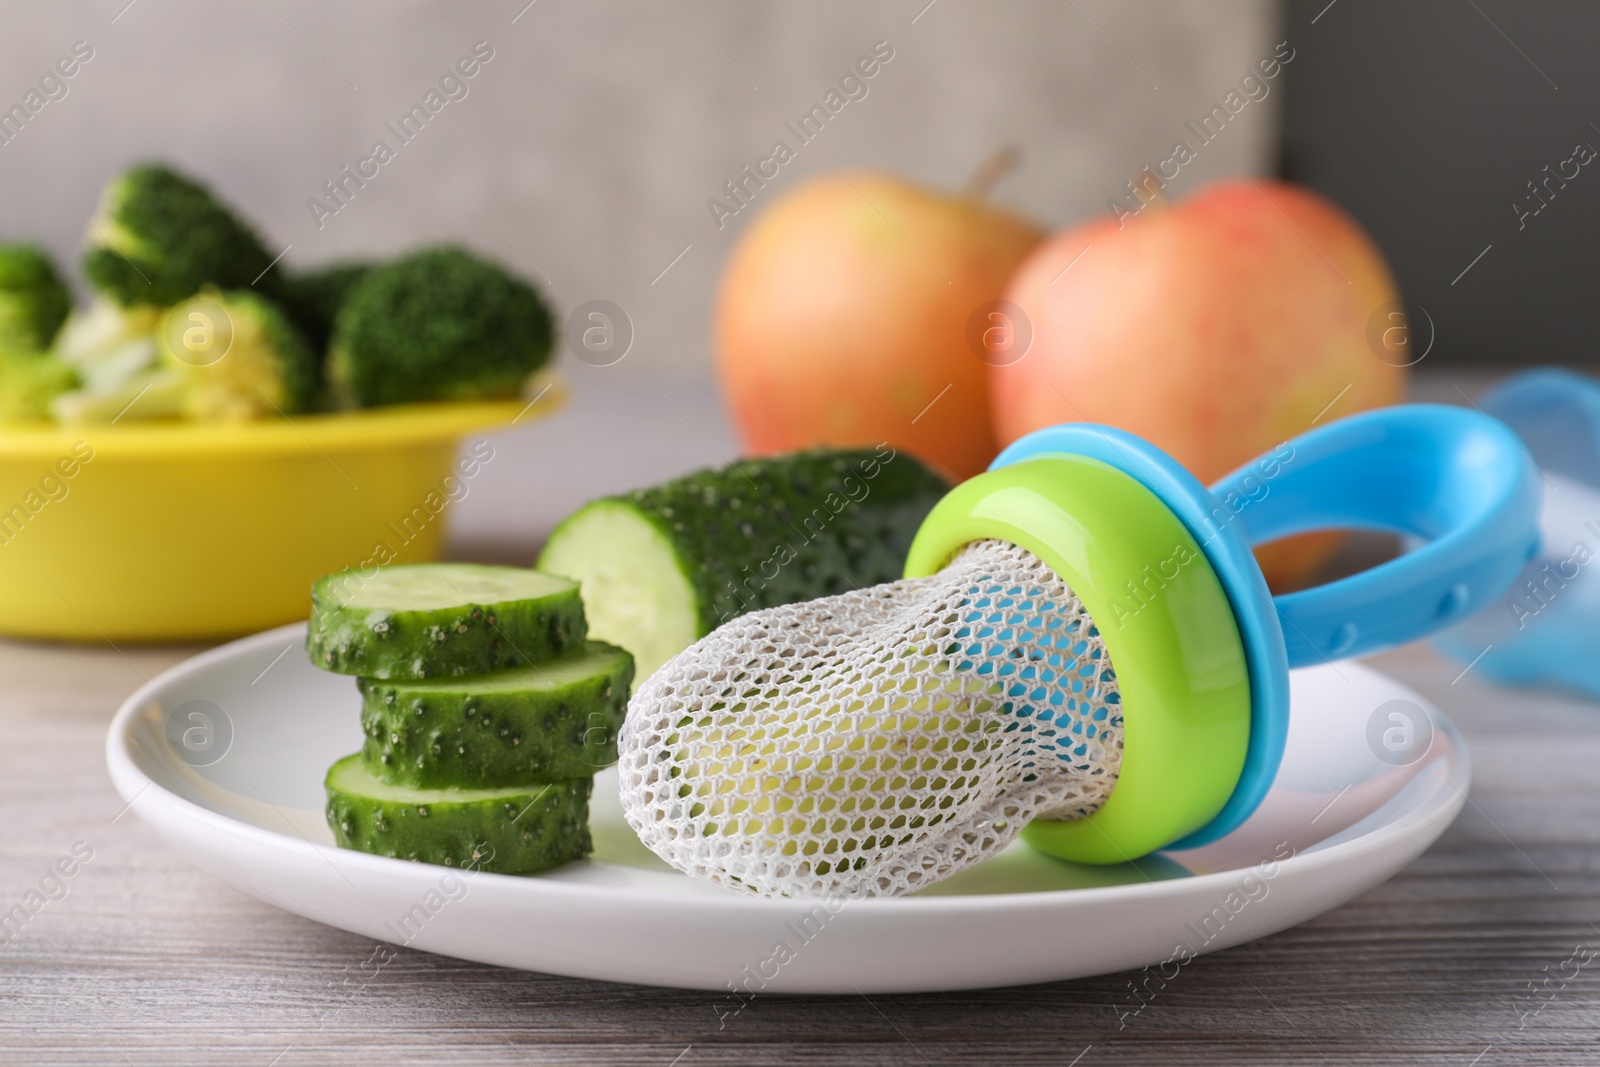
[307,563,586,680]
[324,753,591,874]
[537,447,948,683]
[359,640,633,789]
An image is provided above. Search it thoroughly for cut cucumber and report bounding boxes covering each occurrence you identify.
[324,753,591,874]
[537,446,948,682]
[307,563,586,680]
[538,500,700,686]
[359,640,634,789]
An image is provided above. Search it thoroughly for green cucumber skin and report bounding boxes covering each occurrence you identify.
[306,575,587,680]
[543,445,948,636]
[324,755,592,874]
[358,641,634,789]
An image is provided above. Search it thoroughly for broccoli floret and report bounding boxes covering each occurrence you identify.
[0,351,77,423]
[49,288,317,423]
[327,246,553,407]
[281,261,372,355]
[0,243,72,354]
[50,298,177,424]
[53,296,162,389]
[159,288,319,420]
[83,162,280,307]
[51,367,186,425]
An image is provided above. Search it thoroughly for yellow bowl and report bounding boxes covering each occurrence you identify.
[0,384,562,643]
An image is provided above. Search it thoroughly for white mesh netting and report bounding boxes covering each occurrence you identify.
[618,540,1125,898]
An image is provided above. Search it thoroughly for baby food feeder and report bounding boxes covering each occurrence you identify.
[620,405,1539,898]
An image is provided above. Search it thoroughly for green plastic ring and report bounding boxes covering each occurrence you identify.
[903,456,1252,864]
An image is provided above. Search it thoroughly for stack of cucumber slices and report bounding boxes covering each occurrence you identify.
[307,563,634,874]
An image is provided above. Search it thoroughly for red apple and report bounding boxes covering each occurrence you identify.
[716,170,1042,481]
[990,178,1406,589]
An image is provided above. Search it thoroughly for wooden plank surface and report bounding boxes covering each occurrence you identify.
[3,371,1598,1066]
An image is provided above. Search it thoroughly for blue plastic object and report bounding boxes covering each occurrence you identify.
[1434,369,1600,696]
[993,404,1540,848]
[1212,404,1542,667]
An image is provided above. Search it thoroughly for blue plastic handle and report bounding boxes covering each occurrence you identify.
[1210,404,1541,667]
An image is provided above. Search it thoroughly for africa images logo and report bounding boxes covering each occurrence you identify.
[307,41,496,230]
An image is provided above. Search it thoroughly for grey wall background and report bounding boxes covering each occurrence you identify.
[1280,0,1600,367]
[0,0,1279,375]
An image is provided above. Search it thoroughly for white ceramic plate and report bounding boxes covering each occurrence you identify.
[106,623,1468,994]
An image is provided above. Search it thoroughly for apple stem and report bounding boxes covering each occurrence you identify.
[964,145,1022,203]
